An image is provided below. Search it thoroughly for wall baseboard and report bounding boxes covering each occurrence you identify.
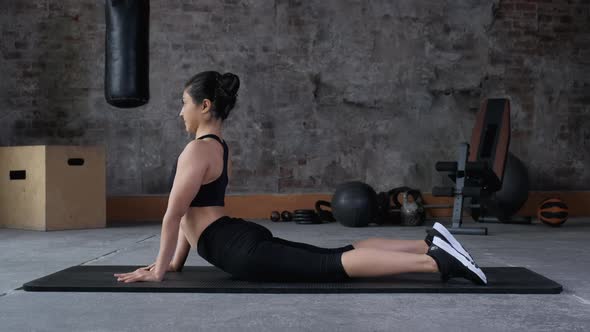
[107,191,590,225]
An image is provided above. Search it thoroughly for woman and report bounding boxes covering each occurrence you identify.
[114,71,487,285]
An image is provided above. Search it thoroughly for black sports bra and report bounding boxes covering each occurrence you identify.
[169,134,229,207]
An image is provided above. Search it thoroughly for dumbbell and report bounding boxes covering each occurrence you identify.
[270,210,293,222]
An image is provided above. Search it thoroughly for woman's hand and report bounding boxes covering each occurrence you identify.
[114,267,163,283]
[143,262,177,272]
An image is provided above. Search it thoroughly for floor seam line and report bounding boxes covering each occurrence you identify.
[78,234,158,266]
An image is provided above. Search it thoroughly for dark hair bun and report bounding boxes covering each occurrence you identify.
[215,72,240,120]
[219,73,240,97]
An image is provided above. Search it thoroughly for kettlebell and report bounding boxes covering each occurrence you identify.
[315,200,336,222]
[400,189,425,226]
[384,186,414,224]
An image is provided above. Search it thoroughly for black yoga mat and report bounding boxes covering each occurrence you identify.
[22,266,562,294]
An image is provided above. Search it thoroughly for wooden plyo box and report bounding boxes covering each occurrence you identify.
[0,145,106,231]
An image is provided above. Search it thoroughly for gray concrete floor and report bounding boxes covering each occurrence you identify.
[1,218,590,332]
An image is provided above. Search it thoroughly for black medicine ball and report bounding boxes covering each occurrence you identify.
[331,181,378,227]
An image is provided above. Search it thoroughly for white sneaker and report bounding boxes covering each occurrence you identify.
[427,236,487,285]
[426,222,475,263]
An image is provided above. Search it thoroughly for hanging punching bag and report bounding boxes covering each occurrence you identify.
[105,0,150,108]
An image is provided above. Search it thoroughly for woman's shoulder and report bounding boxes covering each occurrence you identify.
[185,138,224,156]
[180,140,209,159]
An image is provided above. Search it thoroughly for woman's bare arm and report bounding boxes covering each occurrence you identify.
[171,218,191,271]
[153,141,207,279]
[165,148,229,273]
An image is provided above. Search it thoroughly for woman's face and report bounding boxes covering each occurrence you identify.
[180,90,211,134]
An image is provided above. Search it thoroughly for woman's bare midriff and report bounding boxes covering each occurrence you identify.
[180,206,227,248]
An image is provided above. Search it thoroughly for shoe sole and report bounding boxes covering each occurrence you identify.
[433,222,475,263]
[433,236,487,285]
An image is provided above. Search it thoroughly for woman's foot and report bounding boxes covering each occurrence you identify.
[425,222,475,263]
[426,236,487,285]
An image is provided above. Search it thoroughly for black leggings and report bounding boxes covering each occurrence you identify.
[197,216,355,281]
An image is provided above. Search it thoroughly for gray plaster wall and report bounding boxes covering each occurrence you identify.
[0,0,588,195]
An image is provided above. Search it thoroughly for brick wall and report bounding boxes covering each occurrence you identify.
[0,0,588,194]
[486,0,590,188]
